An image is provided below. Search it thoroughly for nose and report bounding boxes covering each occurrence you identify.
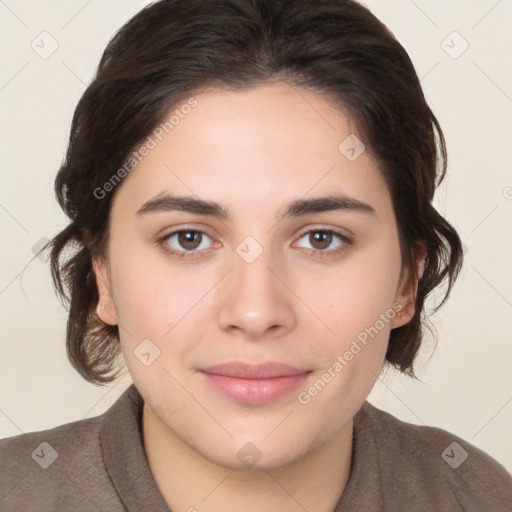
[217,240,297,340]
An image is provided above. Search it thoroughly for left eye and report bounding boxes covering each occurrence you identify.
[295,229,348,252]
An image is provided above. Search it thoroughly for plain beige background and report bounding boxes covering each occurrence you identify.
[1,0,511,475]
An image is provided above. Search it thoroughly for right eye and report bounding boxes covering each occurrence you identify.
[160,229,215,259]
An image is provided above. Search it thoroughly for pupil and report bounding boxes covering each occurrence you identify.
[312,231,331,249]
[179,231,200,250]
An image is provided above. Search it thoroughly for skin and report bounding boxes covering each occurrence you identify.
[93,81,424,512]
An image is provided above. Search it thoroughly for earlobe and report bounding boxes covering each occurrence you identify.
[390,301,410,329]
[390,242,427,329]
[92,257,118,326]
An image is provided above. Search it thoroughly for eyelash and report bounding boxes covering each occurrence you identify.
[158,227,353,260]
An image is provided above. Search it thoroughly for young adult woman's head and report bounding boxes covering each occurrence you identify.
[48,0,462,471]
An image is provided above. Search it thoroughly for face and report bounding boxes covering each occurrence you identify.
[94,82,419,470]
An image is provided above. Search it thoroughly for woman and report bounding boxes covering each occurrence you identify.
[1,0,511,510]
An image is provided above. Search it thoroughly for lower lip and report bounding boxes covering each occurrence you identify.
[201,372,312,405]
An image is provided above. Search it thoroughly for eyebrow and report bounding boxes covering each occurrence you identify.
[136,193,376,221]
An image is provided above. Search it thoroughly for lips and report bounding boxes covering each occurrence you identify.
[202,362,310,379]
[199,362,312,405]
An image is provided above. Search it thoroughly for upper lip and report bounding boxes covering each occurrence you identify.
[201,362,311,379]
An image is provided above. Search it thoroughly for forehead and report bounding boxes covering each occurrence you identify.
[110,82,391,219]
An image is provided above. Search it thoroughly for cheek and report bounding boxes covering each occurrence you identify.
[296,268,399,420]
[318,252,400,331]
[109,251,214,365]
[108,245,183,331]
[296,240,401,368]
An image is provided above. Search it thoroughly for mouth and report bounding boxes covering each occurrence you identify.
[199,362,313,405]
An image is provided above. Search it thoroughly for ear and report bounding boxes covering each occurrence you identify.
[92,257,118,326]
[390,241,426,329]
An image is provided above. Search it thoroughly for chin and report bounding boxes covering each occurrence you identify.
[207,449,306,472]
[193,432,316,472]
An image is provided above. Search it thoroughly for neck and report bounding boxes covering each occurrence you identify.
[142,402,354,512]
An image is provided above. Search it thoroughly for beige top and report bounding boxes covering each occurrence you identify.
[1,384,511,511]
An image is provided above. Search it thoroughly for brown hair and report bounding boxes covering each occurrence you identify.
[46,0,463,386]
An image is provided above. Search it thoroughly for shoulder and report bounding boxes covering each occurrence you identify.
[0,411,123,511]
[0,412,102,460]
[360,401,512,511]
